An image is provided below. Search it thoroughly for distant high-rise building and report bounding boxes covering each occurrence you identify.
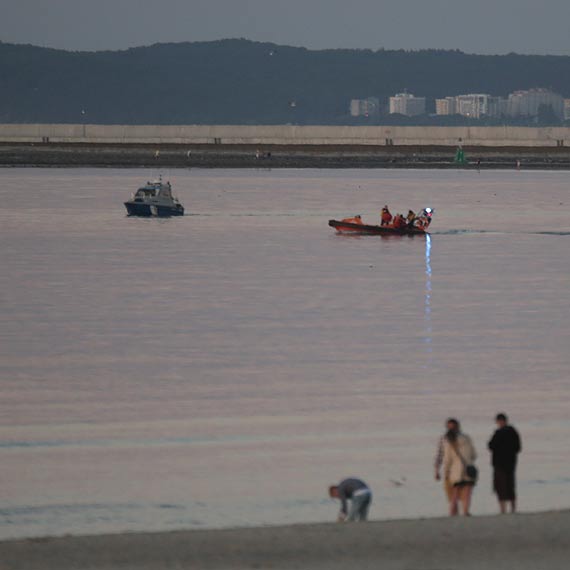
[564,99,570,121]
[455,94,492,119]
[488,96,508,118]
[349,97,380,117]
[389,93,426,116]
[507,88,564,119]
[436,94,506,118]
[435,97,457,115]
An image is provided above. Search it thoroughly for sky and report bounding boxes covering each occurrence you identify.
[2,0,570,55]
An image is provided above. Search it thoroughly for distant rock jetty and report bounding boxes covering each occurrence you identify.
[2,142,570,169]
[1,124,570,168]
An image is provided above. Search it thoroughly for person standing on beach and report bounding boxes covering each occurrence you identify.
[442,425,478,516]
[488,413,521,514]
[329,478,372,522]
[434,418,460,507]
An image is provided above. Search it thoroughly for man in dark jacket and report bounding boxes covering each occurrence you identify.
[488,413,521,514]
[329,478,372,522]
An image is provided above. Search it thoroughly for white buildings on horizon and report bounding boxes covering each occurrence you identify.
[350,97,380,117]
[389,93,426,116]
[350,88,567,121]
[435,97,456,115]
[506,88,564,119]
[436,93,507,119]
[435,88,563,120]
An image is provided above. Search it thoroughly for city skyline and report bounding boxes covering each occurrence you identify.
[350,88,570,123]
[2,0,570,55]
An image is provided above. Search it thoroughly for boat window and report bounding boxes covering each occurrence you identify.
[135,188,156,197]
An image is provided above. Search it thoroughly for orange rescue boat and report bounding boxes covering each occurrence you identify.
[329,208,433,236]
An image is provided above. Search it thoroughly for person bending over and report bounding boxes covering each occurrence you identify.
[329,478,372,522]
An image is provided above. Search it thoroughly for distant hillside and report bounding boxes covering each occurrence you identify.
[1,39,570,125]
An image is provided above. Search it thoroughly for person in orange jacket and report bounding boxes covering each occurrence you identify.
[393,214,406,229]
[381,205,393,226]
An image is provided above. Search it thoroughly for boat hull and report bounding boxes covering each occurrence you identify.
[329,219,428,235]
[124,202,184,217]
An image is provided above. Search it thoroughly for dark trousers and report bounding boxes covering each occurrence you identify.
[493,467,516,501]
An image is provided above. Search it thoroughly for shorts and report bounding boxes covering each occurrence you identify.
[453,480,475,488]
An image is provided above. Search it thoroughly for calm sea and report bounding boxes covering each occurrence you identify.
[1,167,569,539]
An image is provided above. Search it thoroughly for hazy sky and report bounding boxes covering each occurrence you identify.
[2,0,570,55]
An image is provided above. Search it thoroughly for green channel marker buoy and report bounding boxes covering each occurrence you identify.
[454,146,466,165]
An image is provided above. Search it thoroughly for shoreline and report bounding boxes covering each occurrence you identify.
[2,142,570,169]
[1,510,569,569]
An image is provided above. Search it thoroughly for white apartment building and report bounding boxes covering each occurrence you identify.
[350,97,380,117]
[507,88,564,119]
[455,94,491,119]
[389,93,426,116]
[563,99,570,121]
[488,96,508,118]
[436,94,507,118]
[435,97,456,115]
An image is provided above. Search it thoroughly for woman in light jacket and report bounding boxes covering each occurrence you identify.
[442,428,477,516]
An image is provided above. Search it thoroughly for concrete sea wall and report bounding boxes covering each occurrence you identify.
[1,124,570,147]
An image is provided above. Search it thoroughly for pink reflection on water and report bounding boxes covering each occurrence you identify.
[1,168,570,538]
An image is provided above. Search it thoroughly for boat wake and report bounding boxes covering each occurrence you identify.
[185,213,316,217]
[433,229,570,236]
[431,229,494,235]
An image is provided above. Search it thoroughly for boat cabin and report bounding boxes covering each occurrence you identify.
[133,181,172,202]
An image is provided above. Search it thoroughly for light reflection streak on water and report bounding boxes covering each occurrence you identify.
[424,234,432,354]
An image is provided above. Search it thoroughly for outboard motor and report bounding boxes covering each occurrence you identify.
[418,207,434,229]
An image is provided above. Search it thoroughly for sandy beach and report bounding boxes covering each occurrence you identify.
[1,510,569,570]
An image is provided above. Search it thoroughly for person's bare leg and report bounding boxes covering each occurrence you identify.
[460,486,473,516]
[499,500,506,514]
[510,499,516,513]
[449,487,459,516]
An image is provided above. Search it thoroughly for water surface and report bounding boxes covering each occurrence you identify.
[1,167,569,538]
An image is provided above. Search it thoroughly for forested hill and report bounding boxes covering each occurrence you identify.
[1,39,570,125]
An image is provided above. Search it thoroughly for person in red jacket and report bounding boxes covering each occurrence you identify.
[392,213,406,229]
[381,205,393,226]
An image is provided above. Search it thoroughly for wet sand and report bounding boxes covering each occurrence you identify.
[1,510,569,570]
